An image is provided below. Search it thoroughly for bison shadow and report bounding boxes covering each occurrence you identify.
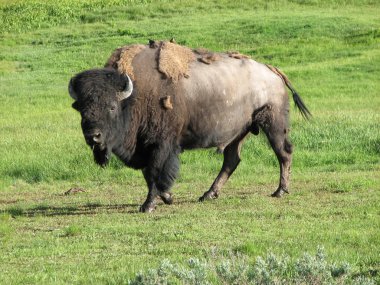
[4,203,141,217]
[3,197,206,217]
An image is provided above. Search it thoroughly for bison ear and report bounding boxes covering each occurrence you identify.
[117,75,133,101]
[68,78,78,101]
[72,101,81,111]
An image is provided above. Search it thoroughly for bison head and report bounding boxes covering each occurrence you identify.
[68,68,133,166]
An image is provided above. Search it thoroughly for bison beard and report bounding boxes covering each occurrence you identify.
[93,145,110,167]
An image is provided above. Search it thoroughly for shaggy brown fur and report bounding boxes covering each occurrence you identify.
[109,41,224,83]
[105,44,146,80]
[158,41,195,82]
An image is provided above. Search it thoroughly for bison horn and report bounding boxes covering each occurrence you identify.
[68,78,78,101]
[118,75,133,101]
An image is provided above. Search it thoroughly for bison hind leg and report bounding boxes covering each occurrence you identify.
[270,135,293,197]
[254,104,293,197]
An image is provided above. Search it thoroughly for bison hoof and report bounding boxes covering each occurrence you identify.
[271,187,289,198]
[139,203,156,213]
[159,192,173,205]
[199,191,219,202]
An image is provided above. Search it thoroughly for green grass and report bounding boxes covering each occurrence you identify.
[0,0,379,284]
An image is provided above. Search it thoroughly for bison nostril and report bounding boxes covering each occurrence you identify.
[84,130,103,145]
[93,132,102,143]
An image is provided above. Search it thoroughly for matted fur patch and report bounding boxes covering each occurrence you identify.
[105,44,146,80]
[158,41,195,82]
[228,51,250,59]
[198,53,220,65]
[194,48,220,65]
[160,96,173,110]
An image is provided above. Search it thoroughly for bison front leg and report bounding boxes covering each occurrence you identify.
[140,169,159,213]
[140,146,180,213]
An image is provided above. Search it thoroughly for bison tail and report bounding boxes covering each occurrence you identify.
[290,88,312,120]
[266,64,312,120]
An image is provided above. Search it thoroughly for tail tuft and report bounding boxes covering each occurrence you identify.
[291,89,312,120]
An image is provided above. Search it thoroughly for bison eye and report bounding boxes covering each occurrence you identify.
[109,104,118,113]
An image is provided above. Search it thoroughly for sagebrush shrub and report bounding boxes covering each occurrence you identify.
[127,248,374,284]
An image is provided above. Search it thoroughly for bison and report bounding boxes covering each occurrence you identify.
[68,41,310,212]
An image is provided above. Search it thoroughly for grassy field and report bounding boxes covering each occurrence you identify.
[0,0,379,284]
